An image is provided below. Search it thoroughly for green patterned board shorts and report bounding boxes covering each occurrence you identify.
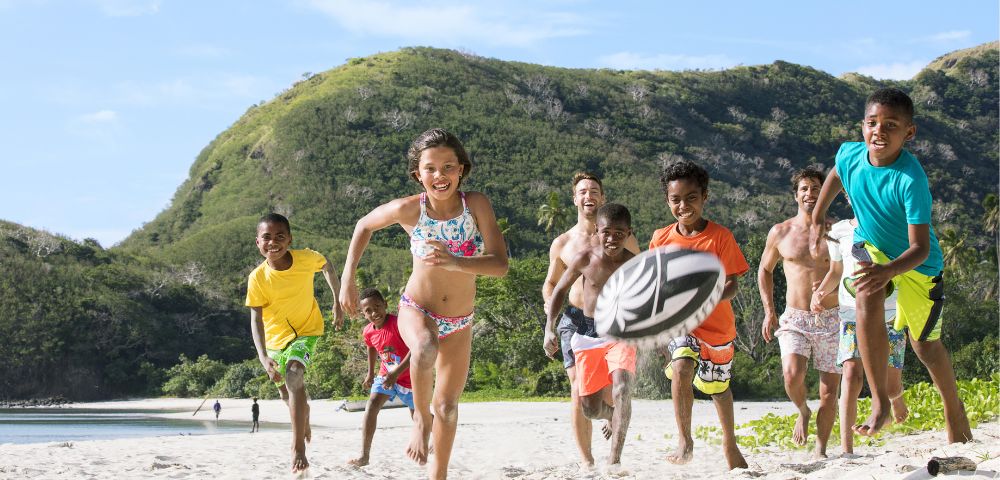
[266,336,319,387]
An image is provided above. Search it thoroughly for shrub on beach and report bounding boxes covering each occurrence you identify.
[161,354,227,397]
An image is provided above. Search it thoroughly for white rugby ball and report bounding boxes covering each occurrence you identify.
[595,246,726,347]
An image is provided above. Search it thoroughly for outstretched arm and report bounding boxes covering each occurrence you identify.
[340,198,408,317]
[812,259,843,313]
[758,226,782,343]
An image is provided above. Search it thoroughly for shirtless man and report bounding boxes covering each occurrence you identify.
[759,168,842,458]
[541,172,638,467]
[545,203,637,472]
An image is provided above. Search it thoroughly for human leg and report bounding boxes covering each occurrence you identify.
[604,344,636,466]
[839,360,863,453]
[854,287,890,436]
[780,352,811,445]
[711,389,747,469]
[559,311,595,465]
[348,392,390,466]
[911,339,971,443]
[815,371,841,458]
[284,360,310,473]
[666,357,695,464]
[428,325,473,480]
[396,306,439,465]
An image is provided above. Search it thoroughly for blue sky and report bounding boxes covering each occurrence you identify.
[1,0,997,247]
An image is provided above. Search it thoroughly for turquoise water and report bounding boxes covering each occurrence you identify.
[0,408,276,444]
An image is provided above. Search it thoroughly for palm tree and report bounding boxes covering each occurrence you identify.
[938,228,967,269]
[536,191,568,239]
[497,217,514,257]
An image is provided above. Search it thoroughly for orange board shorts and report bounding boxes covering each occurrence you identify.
[571,333,637,397]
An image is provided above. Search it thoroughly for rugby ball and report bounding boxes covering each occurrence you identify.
[595,246,726,347]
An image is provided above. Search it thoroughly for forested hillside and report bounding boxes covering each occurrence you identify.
[2,44,996,400]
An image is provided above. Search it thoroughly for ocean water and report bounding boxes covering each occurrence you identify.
[0,408,274,444]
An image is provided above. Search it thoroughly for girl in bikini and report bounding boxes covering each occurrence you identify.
[340,128,508,479]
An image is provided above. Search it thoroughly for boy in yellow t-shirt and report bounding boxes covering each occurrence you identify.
[246,213,343,474]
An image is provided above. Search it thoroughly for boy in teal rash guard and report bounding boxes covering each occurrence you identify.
[811,88,971,442]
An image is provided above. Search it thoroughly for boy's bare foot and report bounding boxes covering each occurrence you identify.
[305,423,312,444]
[666,438,693,464]
[812,449,828,460]
[347,456,368,467]
[405,412,432,465]
[946,401,973,443]
[603,463,629,477]
[601,421,612,440]
[291,448,309,473]
[793,407,812,446]
[854,406,891,437]
[725,442,748,470]
[891,396,908,424]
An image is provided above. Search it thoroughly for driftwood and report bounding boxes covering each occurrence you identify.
[927,456,977,476]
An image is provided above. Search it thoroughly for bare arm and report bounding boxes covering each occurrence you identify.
[758,225,782,342]
[321,258,344,329]
[421,192,509,277]
[542,235,567,305]
[339,198,409,316]
[363,345,377,390]
[543,251,588,358]
[385,351,411,388]
[250,307,281,383]
[811,168,843,257]
[812,259,843,312]
[721,274,741,302]
[624,233,641,255]
[853,224,931,294]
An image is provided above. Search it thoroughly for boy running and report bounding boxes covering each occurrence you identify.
[545,203,636,472]
[348,287,415,467]
[650,159,748,469]
[247,213,344,473]
[811,88,971,441]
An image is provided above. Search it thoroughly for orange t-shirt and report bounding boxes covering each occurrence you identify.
[647,221,749,345]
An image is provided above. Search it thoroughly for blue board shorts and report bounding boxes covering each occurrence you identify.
[371,376,415,409]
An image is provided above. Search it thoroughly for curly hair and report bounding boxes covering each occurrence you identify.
[359,287,385,304]
[790,168,824,192]
[866,87,914,121]
[659,158,709,195]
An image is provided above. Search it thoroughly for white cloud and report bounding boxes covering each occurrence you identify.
[924,30,971,43]
[79,109,118,123]
[94,0,160,17]
[598,51,737,71]
[854,60,927,80]
[305,0,588,47]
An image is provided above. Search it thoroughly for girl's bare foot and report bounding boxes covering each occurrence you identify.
[405,412,432,465]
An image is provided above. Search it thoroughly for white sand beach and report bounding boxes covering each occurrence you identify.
[1,397,997,479]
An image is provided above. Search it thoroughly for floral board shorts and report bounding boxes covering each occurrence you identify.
[837,308,907,369]
[775,306,841,374]
[664,334,735,395]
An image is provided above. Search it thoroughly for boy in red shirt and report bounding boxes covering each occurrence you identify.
[348,288,414,467]
[649,159,749,470]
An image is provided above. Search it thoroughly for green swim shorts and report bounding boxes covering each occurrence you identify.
[860,242,944,342]
[266,336,319,387]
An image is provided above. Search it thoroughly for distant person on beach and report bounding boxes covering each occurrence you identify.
[542,172,638,468]
[340,128,508,479]
[213,400,221,421]
[348,287,415,467]
[246,212,344,473]
[649,159,748,469]
[811,87,971,442]
[759,168,842,458]
[813,208,908,454]
[251,398,260,433]
[546,203,636,473]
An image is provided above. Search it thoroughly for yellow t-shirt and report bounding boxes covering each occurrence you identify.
[245,248,327,350]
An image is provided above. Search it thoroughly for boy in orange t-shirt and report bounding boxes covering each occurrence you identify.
[649,159,749,470]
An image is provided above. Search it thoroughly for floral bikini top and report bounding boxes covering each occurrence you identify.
[410,192,485,258]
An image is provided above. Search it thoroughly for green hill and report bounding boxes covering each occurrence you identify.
[3,45,997,400]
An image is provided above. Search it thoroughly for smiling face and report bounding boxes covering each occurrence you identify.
[666,178,707,229]
[597,217,631,258]
[794,177,822,214]
[255,220,291,264]
[573,178,605,218]
[862,102,915,165]
[415,146,463,200]
[360,296,388,328]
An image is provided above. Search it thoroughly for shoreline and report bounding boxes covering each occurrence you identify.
[1,398,998,478]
